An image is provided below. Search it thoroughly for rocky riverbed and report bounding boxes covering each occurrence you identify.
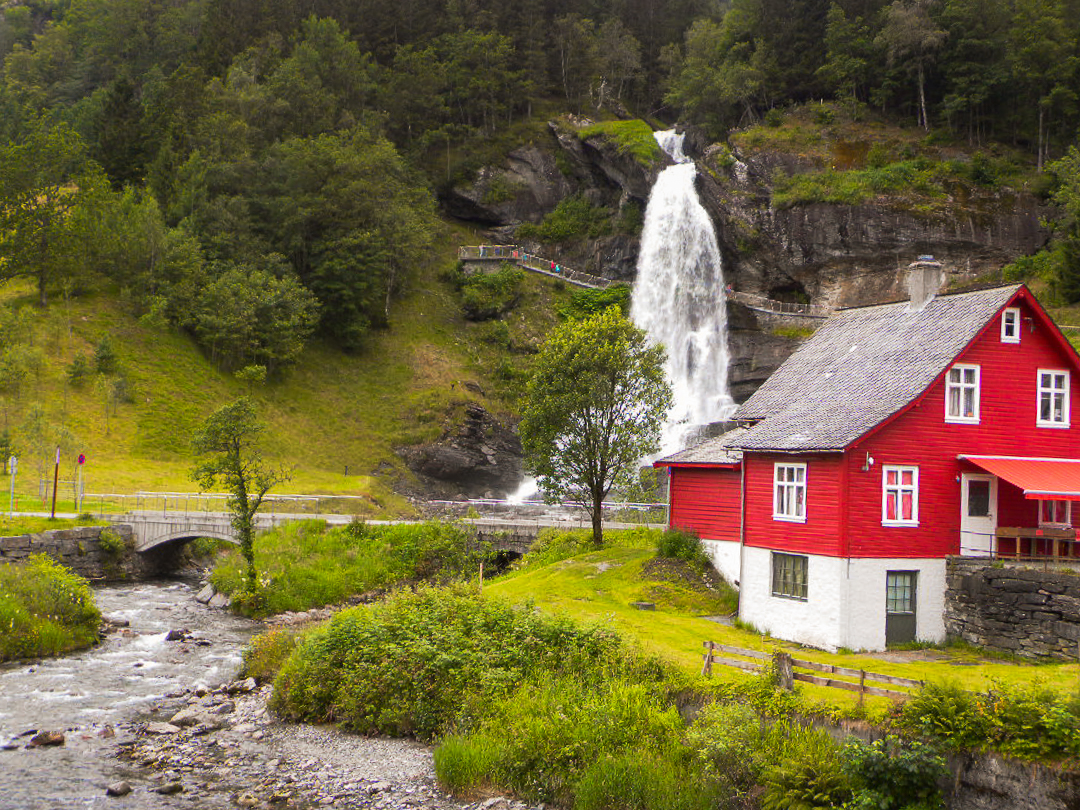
[115,678,536,810]
[0,581,538,810]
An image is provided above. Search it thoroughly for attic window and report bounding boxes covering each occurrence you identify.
[1001,308,1020,343]
[945,364,980,424]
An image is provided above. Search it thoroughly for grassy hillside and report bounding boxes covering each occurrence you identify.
[0,223,573,516]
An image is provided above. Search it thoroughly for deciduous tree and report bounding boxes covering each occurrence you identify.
[191,398,290,600]
[519,308,672,547]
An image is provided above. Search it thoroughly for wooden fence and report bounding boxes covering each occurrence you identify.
[701,641,924,702]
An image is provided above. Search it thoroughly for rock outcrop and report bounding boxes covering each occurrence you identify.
[397,401,522,499]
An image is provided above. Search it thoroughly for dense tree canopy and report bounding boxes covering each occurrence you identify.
[1,0,1079,374]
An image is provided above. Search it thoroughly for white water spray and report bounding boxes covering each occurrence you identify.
[632,130,735,454]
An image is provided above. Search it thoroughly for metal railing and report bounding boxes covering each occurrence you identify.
[725,289,833,318]
[459,245,611,290]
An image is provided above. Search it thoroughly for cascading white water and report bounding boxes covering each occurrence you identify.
[631,130,735,454]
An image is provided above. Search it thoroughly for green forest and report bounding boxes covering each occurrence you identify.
[2,0,1080,368]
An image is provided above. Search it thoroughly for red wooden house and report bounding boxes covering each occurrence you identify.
[656,279,1080,650]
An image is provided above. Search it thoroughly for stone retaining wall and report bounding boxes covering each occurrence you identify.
[945,557,1080,661]
[0,525,182,581]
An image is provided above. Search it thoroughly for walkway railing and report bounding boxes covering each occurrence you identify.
[725,289,833,318]
[459,245,612,290]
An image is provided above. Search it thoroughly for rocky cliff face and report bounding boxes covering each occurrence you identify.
[693,135,1052,310]
[444,119,1053,411]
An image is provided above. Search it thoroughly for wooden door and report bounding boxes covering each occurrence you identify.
[885,570,917,645]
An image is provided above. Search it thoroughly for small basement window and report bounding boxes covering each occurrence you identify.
[771,552,808,601]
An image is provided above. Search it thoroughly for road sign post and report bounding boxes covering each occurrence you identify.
[9,455,16,518]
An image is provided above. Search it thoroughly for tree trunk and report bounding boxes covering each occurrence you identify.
[917,63,929,131]
[590,489,604,547]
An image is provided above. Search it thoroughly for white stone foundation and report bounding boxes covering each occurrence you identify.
[738,547,947,651]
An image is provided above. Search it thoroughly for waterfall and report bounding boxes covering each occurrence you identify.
[631,130,735,454]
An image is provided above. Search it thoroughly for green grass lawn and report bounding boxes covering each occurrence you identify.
[488,540,1080,716]
[0,221,573,515]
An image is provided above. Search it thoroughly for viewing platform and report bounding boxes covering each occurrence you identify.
[459,245,612,289]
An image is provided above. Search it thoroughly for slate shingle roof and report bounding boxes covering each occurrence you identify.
[657,427,746,465]
[729,285,1023,452]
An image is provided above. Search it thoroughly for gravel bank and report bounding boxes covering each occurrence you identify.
[116,681,539,810]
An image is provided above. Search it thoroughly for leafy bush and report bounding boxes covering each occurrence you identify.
[271,585,630,739]
[0,554,101,661]
[241,626,302,682]
[517,195,612,242]
[459,265,524,321]
[687,700,844,804]
[900,679,1080,760]
[842,736,947,810]
[558,285,632,320]
[98,527,126,556]
[210,519,495,616]
[656,528,711,572]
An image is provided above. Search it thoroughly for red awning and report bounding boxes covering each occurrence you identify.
[959,455,1080,501]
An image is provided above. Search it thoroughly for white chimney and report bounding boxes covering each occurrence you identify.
[907,256,944,311]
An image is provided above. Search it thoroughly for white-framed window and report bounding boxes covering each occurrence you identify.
[1001,308,1021,343]
[771,552,808,601]
[945,364,980,423]
[1039,499,1071,527]
[773,463,807,522]
[1037,370,1070,427]
[882,465,919,526]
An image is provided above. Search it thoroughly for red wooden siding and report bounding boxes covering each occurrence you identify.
[743,453,845,556]
[845,296,1080,558]
[668,466,741,542]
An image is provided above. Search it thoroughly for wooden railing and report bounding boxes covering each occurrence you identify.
[701,642,923,702]
[995,526,1080,560]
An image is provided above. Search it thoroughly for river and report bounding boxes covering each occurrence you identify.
[0,580,259,809]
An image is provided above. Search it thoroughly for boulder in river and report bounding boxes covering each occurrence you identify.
[29,731,65,747]
[105,781,132,797]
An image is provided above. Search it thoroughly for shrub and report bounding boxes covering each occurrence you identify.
[66,354,93,387]
[0,554,102,661]
[98,527,126,556]
[899,679,1080,760]
[558,285,632,320]
[842,736,947,810]
[656,528,711,572]
[241,627,302,682]
[520,195,612,243]
[460,266,524,321]
[271,585,630,739]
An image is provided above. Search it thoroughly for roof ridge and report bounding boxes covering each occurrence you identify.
[835,282,1022,313]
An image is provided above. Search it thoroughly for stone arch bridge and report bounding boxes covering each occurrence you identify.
[109,511,581,555]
